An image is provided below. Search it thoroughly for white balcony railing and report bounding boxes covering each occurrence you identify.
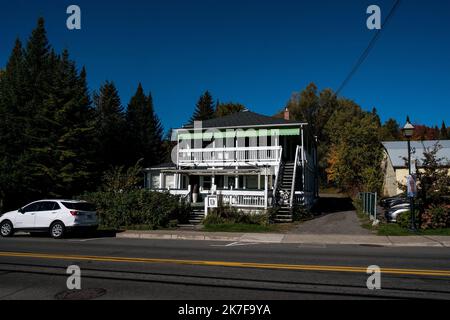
[218,190,268,208]
[178,146,282,165]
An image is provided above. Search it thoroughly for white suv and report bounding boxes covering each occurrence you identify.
[0,200,98,239]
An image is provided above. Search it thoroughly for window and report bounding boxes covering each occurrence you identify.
[151,174,160,189]
[215,176,224,189]
[39,201,60,211]
[164,174,175,189]
[203,176,212,190]
[227,176,235,189]
[246,176,259,190]
[62,202,96,211]
[22,202,40,213]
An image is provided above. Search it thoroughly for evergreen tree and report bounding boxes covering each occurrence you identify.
[0,39,27,211]
[190,91,215,123]
[31,49,97,197]
[379,118,401,141]
[440,121,448,139]
[215,102,246,117]
[126,83,163,166]
[94,81,127,168]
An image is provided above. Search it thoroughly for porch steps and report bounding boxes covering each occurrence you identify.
[275,207,293,223]
[188,209,205,225]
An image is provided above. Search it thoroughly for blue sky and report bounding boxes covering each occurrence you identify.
[1,0,449,132]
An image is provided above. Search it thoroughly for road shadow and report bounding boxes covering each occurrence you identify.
[311,196,355,216]
[68,229,123,239]
[14,229,123,239]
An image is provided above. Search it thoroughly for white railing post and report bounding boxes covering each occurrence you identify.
[264,173,268,209]
[290,145,300,207]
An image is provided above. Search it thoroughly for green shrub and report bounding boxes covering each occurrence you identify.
[420,205,449,230]
[292,205,313,221]
[203,212,226,225]
[266,207,279,223]
[79,190,190,229]
[204,205,270,226]
[396,211,411,229]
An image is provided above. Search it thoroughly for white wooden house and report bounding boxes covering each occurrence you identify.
[144,109,318,222]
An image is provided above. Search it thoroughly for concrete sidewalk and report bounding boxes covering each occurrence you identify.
[116,230,450,247]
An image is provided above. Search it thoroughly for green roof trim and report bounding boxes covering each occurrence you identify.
[176,128,300,140]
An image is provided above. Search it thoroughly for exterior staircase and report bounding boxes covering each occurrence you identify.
[274,162,295,223]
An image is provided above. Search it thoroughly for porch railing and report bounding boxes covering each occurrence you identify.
[290,145,302,207]
[218,190,267,208]
[178,146,282,165]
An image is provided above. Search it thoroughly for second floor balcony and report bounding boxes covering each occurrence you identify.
[177,145,282,167]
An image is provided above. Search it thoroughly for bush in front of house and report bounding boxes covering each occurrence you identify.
[420,205,450,230]
[292,205,313,221]
[203,205,270,226]
[79,189,190,229]
[396,210,411,229]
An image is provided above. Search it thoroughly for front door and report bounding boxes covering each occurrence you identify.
[15,202,40,229]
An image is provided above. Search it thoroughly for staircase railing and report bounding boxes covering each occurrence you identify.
[290,145,301,207]
[272,154,283,207]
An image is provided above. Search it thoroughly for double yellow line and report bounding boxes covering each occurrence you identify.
[1,251,450,277]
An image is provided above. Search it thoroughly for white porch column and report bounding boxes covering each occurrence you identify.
[174,174,179,190]
[264,173,268,209]
[159,172,163,189]
[224,176,229,189]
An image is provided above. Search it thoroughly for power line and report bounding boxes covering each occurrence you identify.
[334,0,402,97]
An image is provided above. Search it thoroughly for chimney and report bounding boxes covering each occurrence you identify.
[284,107,290,121]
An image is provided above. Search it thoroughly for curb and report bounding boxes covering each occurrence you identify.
[116,231,450,248]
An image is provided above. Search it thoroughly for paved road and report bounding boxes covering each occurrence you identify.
[0,235,450,300]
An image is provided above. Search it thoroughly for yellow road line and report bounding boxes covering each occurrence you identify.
[0,251,449,277]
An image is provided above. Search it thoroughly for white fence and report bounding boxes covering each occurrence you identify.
[178,146,282,165]
[204,190,269,216]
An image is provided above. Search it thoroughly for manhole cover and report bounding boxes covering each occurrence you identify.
[55,288,106,300]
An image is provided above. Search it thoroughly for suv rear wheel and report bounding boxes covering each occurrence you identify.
[50,221,65,239]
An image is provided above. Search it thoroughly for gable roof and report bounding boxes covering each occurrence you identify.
[382,140,450,168]
[182,110,305,129]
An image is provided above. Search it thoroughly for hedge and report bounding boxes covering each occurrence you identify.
[79,190,190,229]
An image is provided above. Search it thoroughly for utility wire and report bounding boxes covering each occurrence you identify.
[334,0,402,97]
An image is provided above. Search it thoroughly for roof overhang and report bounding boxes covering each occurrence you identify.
[160,168,267,176]
[174,126,304,140]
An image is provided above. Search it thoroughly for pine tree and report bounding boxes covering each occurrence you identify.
[32,49,97,197]
[146,92,164,165]
[215,102,246,117]
[440,121,448,139]
[190,91,215,123]
[0,39,27,211]
[380,118,401,141]
[126,84,163,166]
[94,81,127,169]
